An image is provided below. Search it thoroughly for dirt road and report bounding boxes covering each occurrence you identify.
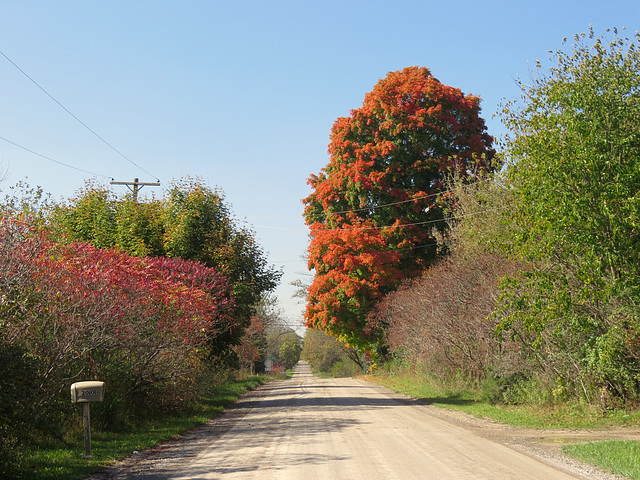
[95,362,629,479]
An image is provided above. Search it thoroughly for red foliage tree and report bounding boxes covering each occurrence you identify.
[303,67,495,348]
[235,316,266,373]
[0,215,235,420]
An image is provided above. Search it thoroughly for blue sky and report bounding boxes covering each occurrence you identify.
[1,1,638,328]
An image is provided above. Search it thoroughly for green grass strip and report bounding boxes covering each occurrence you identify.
[19,375,272,480]
[563,441,640,479]
[368,373,640,429]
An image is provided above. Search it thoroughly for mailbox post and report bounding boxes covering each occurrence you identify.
[70,381,105,458]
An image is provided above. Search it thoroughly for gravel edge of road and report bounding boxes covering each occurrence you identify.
[361,381,633,480]
[405,398,629,480]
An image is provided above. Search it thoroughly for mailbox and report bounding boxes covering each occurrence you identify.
[70,381,105,403]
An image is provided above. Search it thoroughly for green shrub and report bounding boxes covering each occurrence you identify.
[0,343,47,476]
[303,329,353,374]
[330,360,360,378]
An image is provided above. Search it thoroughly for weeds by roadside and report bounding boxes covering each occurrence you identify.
[16,375,273,480]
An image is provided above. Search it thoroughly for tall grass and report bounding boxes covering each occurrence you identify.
[370,367,640,429]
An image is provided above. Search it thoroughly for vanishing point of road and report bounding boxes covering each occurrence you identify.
[98,362,615,480]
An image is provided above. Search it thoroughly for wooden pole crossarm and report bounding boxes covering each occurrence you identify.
[110,178,160,201]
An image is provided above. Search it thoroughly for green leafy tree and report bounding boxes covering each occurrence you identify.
[303,66,495,348]
[49,177,282,366]
[264,327,300,365]
[278,338,302,369]
[50,181,165,256]
[52,181,118,248]
[498,28,640,401]
[115,196,165,257]
[302,328,358,375]
[163,178,282,363]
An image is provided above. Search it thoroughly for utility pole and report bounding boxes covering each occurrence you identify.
[110,178,160,202]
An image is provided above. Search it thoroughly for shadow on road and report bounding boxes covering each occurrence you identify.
[237,394,419,410]
[414,394,476,407]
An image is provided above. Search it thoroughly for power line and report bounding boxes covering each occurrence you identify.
[305,206,504,233]
[318,193,439,216]
[251,217,445,233]
[246,193,440,220]
[0,49,159,182]
[312,177,498,218]
[251,184,504,234]
[248,177,496,221]
[251,224,307,231]
[314,218,445,232]
[270,239,445,268]
[0,136,113,179]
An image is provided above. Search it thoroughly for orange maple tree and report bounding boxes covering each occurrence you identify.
[303,66,495,349]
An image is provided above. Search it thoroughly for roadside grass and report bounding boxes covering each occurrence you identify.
[368,371,640,479]
[19,375,273,480]
[563,441,640,480]
[367,372,640,429]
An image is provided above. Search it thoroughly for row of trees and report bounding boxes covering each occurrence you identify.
[0,178,282,475]
[236,298,303,373]
[304,28,640,405]
[51,177,281,360]
[302,328,361,377]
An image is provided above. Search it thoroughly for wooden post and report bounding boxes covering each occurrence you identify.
[82,403,92,458]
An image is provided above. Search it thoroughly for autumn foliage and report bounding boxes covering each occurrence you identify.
[0,214,235,445]
[374,249,521,381]
[50,177,282,365]
[0,179,281,473]
[303,66,495,348]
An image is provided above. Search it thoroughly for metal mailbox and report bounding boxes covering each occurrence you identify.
[70,381,105,403]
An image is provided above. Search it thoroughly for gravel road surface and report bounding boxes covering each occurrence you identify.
[92,362,633,480]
